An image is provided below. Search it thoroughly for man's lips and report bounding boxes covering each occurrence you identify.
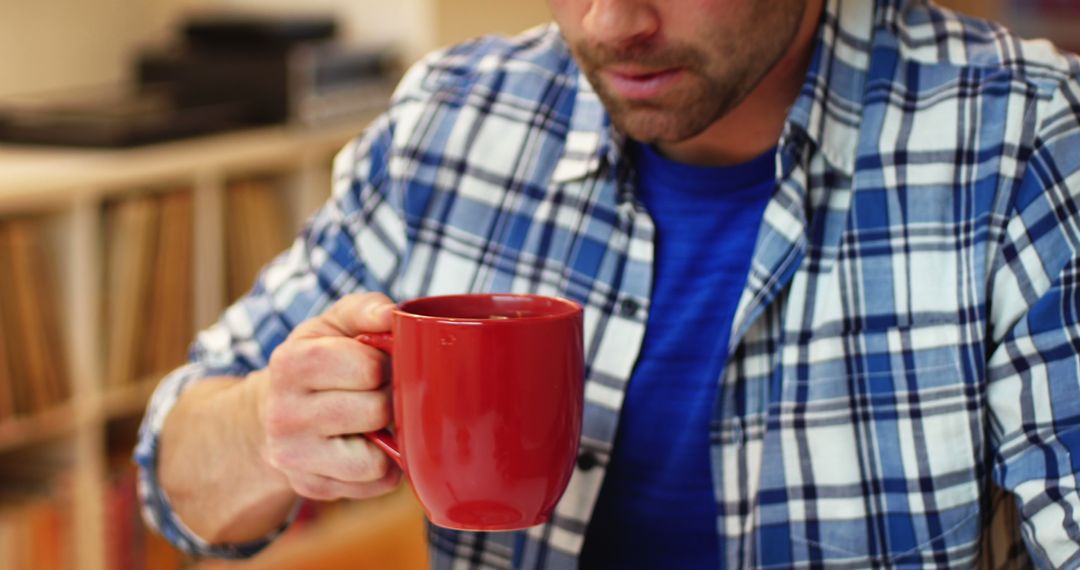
[602,67,684,100]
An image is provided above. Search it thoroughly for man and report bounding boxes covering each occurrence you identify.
[137,0,1080,567]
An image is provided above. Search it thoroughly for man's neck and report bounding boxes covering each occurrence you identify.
[656,0,825,166]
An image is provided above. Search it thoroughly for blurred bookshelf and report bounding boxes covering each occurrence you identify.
[1002,0,1080,54]
[0,0,554,565]
[941,0,1080,53]
[938,0,1003,19]
[0,115,427,569]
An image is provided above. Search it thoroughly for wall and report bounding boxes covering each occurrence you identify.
[0,0,149,99]
[432,0,551,49]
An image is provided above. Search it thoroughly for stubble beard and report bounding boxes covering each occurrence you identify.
[568,2,807,145]
[573,40,752,144]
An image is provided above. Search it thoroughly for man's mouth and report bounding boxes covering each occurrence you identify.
[602,67,684,100]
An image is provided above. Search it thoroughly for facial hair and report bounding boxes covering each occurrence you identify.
[570,37,753,143]
[565,0,806,146]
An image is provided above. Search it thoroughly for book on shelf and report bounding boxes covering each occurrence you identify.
[0,238,14,421]
[100,179,289,390]
[106,462,186,570]
[0,454,189,570]
[104,190,194,388]
[0,454,73,570]
[104,195,160,387]
[226,178,291,302]
[0,217,70,420]
[11,220,70,409]
[142,191,195,377]
[0,496,69,570]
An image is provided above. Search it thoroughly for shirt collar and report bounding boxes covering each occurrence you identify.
[551,0,901,184]
[550,62,624,184]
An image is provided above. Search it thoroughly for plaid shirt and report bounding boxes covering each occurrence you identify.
[137,0,1080,567]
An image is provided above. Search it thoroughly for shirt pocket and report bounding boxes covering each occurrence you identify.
[777,323,986,565]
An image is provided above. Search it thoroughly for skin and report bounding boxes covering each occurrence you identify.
[159,293,401,542]
[157,0,824,545]
[550,0,824,165]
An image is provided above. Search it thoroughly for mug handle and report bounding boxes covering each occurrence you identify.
[355,332,403,469]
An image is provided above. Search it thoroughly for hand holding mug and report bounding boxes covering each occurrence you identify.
[259,291,584,532]
[259,292,402,501]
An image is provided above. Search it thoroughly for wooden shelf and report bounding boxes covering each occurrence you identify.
[100,377,166,421]
[0,113,382,570]
[0,376,183,454]
[0,403,78,454]
[0,117,374,214]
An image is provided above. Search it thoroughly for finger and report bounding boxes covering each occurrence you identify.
[288,468,401,502]
[270,335,390,392]
[302,435,396,484]
[293,292,396,340]
[308,387,393,437]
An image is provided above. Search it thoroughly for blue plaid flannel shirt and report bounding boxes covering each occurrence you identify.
[136,0,1080,567]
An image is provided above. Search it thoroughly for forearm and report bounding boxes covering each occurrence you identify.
[158,372,298,544]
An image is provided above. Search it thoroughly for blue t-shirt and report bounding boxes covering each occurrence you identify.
[579,143,775,568]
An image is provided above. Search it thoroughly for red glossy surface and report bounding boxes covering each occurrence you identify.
[361,294,584,531]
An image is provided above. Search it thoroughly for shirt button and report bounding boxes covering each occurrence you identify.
[576,451,600,472]
[619,298,640,318]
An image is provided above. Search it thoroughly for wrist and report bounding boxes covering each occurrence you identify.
[203,372,298,544]
[159,375,298,544]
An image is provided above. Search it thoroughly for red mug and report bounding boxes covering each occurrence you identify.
[357,293,584,531]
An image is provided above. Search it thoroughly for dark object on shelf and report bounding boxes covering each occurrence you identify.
[0,13,396,147]
[138,42,397,127]
[182,13,337,50]
[0,88,248,148]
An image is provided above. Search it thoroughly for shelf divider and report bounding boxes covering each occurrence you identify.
[194,171,227,331]
[67,195,107,570]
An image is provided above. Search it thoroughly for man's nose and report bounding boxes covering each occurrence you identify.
[582,0,660,47]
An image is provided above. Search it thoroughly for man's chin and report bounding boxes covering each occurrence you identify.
[609,110,707,145]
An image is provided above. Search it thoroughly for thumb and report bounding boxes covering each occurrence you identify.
[294,292,395,339]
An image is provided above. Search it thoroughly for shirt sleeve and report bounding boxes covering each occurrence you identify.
[132,110,404,559]
[987,74,1080,569]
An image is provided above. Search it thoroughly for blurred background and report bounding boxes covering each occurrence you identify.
[0,0,552,100]
[0,1,1075,569]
